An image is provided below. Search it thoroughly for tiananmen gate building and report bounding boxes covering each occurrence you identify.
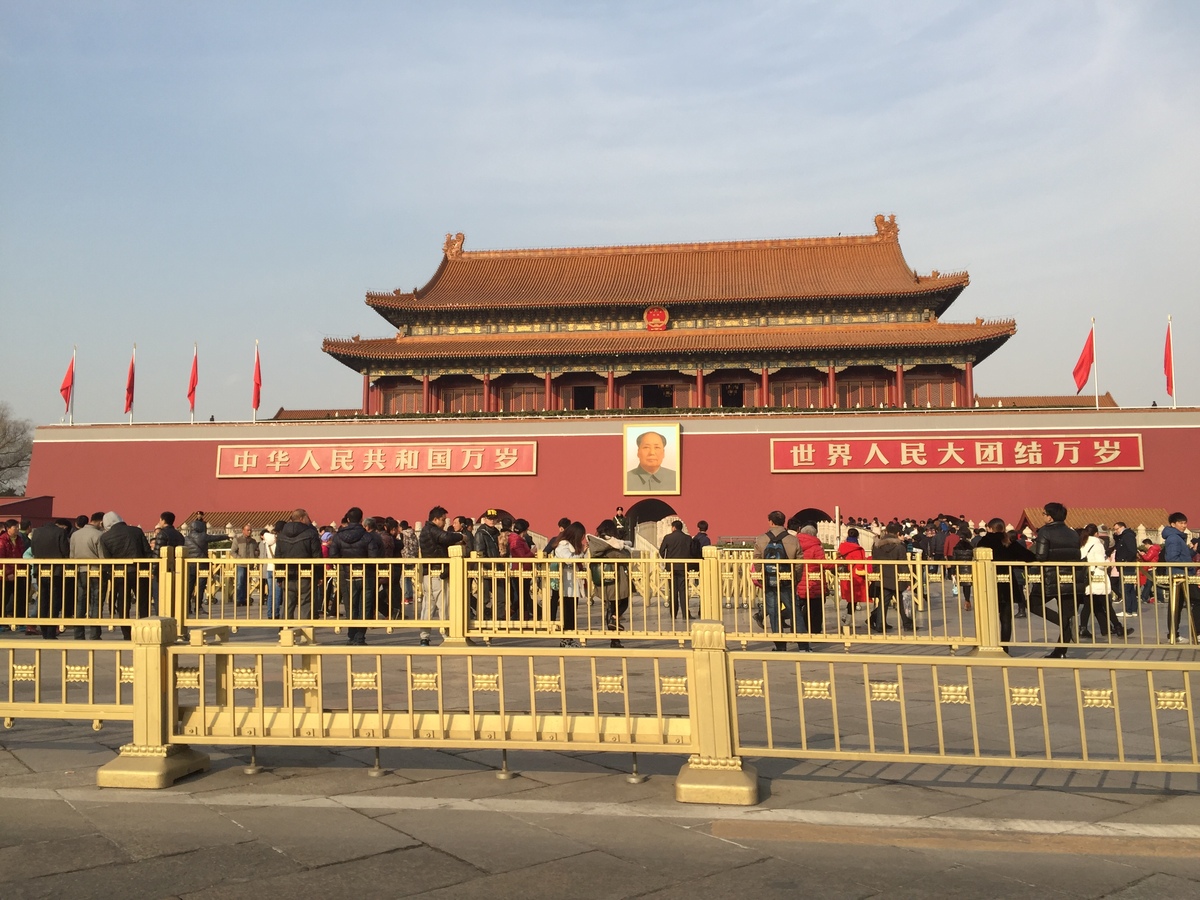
[25,217,1200,533]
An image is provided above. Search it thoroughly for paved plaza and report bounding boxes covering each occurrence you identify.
[3,715,1200,899]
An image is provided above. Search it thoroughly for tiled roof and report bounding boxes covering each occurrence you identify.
[367,218,968,315]
[271,407,362,420]
[324,320,1015,367]
[1020,507,1170,531]
[976,393,1118,409]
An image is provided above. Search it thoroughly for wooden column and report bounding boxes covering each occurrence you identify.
[695,369,705,408]
[895,364,904,408]
[964,361,974,408]
[482,373,492,413]
[361,373,370,415]
[544,372,553,410]
[421,374,430,413]
[827,365,837,408]
[607,370,615,409]
[760,368,769,407]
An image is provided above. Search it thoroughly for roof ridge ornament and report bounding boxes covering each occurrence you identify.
[874,214,899,241]
[443,232,465,259]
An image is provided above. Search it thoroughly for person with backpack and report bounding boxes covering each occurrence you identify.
[588,519,633,648]
[752,511,799,650]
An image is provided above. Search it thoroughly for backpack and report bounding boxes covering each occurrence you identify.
[590,542,631,601]
[952,539,975,562]
[762,530,787,588]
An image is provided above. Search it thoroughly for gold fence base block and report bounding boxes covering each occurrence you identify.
[674,761,759,806]
[96,746,210,790]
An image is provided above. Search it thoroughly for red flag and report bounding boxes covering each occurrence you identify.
[1072,328,1094,394]
[252,344,262,411]
[124,349,136,414]
[1165,321,1175,397]
[187,347,199,412]
[60,355,74,412]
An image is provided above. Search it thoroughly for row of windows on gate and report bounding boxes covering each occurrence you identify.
[381,379,958,414]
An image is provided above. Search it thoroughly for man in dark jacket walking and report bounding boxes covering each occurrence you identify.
[274,508,323,620]
[1031,502,1082,658]
[99,512,153,640]
[30,518,71,639]
[327,507,380,646]
[658,519,694,619]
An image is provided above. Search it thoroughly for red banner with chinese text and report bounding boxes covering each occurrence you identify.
[216,442,537,478]
[771,433,1143,473]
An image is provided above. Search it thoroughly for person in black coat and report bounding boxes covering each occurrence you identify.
[327,507,380,646]
[98,512,153,640]
[183,516,224,613]
[1031,502,1082,658]
[658,519,694,619]
[274,509,323,620]
[30,519,71,639]
[977,518,1036,646]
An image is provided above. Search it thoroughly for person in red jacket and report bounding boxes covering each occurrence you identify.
[0,519,29,633]
[792,524,828,651]
[837,527,869,613]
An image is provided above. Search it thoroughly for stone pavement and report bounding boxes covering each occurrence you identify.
[3,719,1200,898]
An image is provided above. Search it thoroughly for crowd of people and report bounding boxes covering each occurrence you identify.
[2,501,1197,655]
[755,504,1200,657]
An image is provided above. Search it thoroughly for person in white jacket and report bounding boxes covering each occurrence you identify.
[1080,524,1128,640]
[260,521,284,619]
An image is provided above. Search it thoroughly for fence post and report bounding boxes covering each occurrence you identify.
[970,546,1005,657]
[442,544,468,645]
[699,546,722,621]
[96,616,210,788]
[676,620,758,805]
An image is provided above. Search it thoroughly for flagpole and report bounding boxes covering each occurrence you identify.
[252,339,259,423]
[190,342,197,424]
[1168,316,1177,409]
[129,344,136,425]
[69,346,76,425]
[1090,318,1098,410]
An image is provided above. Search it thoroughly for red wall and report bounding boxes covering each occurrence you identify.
[26,410,1200,537]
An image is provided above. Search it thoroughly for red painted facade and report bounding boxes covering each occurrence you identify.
[27,408,1199,535]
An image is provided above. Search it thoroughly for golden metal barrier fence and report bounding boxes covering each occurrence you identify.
[1,557,165,637]
[179,556,447,640]
[0,641,136,725]
[995,559,1200,651]
[465,553,697,645]
[166,643,695,752]
[728,649,1199,772]
[5,615,1199,801]
[6,547,1200,656]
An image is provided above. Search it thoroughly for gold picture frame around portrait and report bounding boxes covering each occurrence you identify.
[623,423,681,496]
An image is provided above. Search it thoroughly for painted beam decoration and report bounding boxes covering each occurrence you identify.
[216,442,537,478]
[771,433,1143,473]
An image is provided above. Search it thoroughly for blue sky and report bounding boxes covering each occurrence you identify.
[2,1,1197,426]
